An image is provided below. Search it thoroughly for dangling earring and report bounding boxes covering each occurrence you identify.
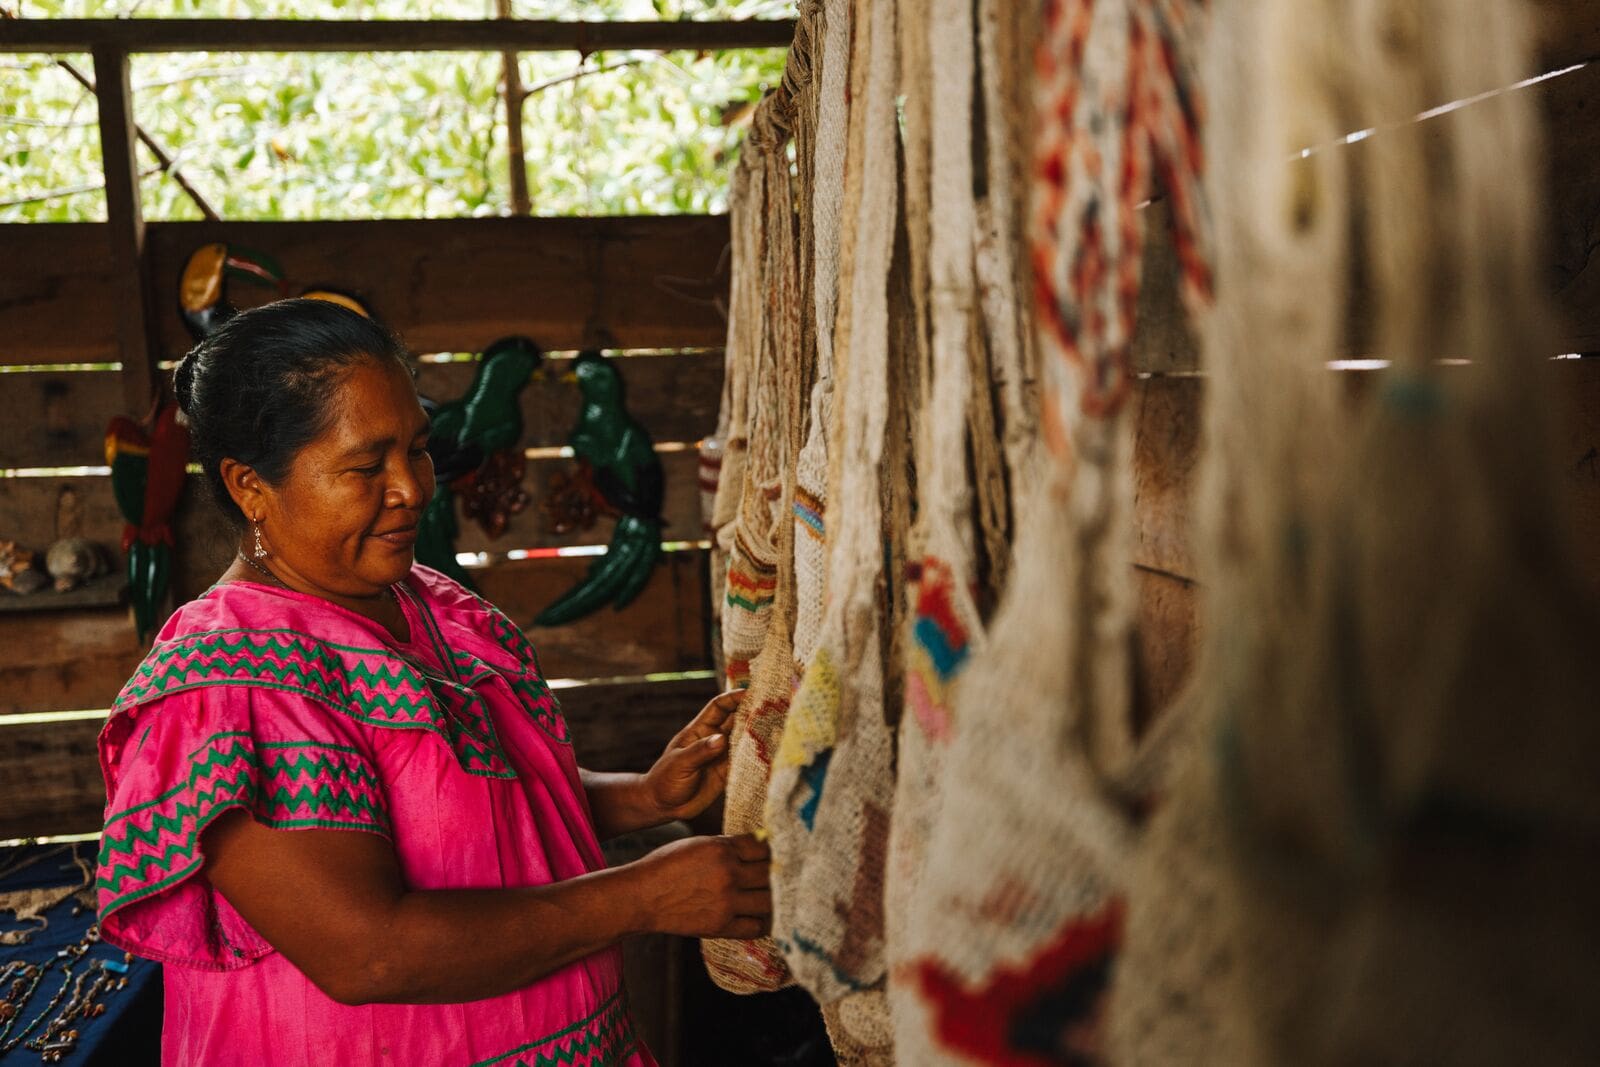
[252,520,269,561]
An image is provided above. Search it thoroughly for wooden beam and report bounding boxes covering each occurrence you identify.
[0,18,797,54]
[0,216,731,364]
[90,45,159,414]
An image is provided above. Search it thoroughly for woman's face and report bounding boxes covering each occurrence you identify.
[246,357,434,602]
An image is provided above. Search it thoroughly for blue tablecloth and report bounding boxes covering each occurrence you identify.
[0,844,159,1067]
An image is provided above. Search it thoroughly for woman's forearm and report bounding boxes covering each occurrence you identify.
[580,769,668,840]
[202,814,767,1008]
[339,863,650,1005]
[203,811,655,1007]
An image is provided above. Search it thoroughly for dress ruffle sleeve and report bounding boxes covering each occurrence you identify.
[95,685,391,970]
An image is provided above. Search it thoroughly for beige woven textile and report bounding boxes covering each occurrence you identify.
[703,6,827,994]
[765,0,900,1042]
[707,160,760,685]
[792,0,850,678]
[893,3,1212,1065]
[883,0,990,1060]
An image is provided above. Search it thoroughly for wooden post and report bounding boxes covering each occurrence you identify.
[497,0,531,217]
[92,45,160,414]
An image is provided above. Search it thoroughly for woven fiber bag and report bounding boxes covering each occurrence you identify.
[1106,2,1334,1059]
[883,0,991,1060]
[893,2,1212,1063]
[823,990,896,1067]
[765,0,900,1038]
[1117,1,1600,1063]
[711,160,766,690]
[704,9,828,993]
[791,0,849,679]
[718,105,790,693]
[886,0,1053,1056]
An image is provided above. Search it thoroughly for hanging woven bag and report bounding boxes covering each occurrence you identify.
[765,0,900,1039]
[893,3,1213,1064]
[704,13,825,991]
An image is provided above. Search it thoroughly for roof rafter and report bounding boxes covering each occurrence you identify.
[0,18,798,54]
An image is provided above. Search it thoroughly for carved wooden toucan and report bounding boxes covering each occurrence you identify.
[178,242,289,339]
[414,337,545,587]
[534,351,665,627]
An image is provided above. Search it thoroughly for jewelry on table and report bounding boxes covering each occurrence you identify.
[0,959,70,1056]
[0,961,44,1031]
[0,922,134,1061]
[27,954,129,1063]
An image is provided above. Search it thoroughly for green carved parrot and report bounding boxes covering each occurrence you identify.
[415,336,544,587]
[534,351,665,627]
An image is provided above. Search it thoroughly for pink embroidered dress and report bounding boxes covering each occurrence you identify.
[95,564,656,1067]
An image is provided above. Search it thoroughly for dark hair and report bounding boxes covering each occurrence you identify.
[174,298,411,526]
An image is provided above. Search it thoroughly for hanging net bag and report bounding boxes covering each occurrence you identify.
[765,0,901,1049]
[704,7,826,995]
[893,2,1213,1063]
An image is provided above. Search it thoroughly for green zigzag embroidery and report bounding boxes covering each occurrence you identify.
[507,675,570,745]
[263,783,388,822]
[473,990,637,1067]
[99,736,390,905]
[471,597,572,746]
[260,751,382,790]
[116,628,518,779]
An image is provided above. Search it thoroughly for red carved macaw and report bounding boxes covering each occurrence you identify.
[106,402,190,641]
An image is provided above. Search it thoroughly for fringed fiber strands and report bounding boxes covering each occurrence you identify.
[704,5,824,994]
[894,2,1212,1064]
[766,0,899,1043]
[1116,0,1600,1063]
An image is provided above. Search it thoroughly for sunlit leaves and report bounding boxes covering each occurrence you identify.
[2,0,791,221]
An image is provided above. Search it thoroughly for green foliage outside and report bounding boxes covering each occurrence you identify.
[0,0,789,222]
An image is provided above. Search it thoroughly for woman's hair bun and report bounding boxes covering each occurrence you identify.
[173,348,200,415]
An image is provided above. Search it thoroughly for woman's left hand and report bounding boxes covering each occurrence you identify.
[643,690,743,822]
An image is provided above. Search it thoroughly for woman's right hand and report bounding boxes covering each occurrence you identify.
[629,833,771,940]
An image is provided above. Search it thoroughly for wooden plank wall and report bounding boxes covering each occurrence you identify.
[0,216,730,839]
[3,34,1600,840]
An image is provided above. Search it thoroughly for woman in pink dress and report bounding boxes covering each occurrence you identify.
[96,299,771,1065]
